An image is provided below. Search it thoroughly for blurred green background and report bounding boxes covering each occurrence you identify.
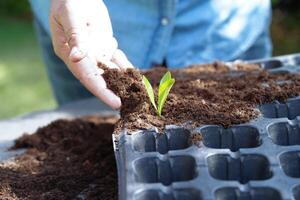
[0,0,299,119]
[0,1,55,120]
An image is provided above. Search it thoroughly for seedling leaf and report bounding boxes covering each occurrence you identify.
[142,75,157,110]
[142,71,175,117]
[158,71,171,97]
[160,71,171,85]
[158,77,175,117]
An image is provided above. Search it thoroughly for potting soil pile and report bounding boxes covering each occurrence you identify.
[1,62,300,199]
[0,116,118,200]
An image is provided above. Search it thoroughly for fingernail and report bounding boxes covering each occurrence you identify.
[112,97,122,110]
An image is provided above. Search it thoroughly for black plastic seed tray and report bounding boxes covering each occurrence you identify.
[113,53,300,200]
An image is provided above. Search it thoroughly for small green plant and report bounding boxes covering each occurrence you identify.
[142,71,175,117]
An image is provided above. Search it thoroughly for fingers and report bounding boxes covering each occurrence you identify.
[67,56,121,109]
[93,37,133,69]
[111,49,134,69]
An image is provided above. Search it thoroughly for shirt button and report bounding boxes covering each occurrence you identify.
[161,17,169,26]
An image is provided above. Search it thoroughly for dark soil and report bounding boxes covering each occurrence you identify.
[0,116,118,200]
[101,62,300,132]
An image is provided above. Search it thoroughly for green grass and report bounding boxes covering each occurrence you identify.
[271,11,300,56]
[0,16,55,119]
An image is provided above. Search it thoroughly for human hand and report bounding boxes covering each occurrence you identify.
[49,0,133,109]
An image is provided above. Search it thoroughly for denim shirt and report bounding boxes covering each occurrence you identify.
[29,0,272,68]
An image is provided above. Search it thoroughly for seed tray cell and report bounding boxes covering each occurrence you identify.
[134,189,202,200]
[293,185,300,200]
[215,187,282,200]
[133,155,197,185]
[256,59,284,69]
[268,122,300,146]
[113,54,300,200]
[200,125,261,151]
[207,154,272,184]
[132,128,191,154]
[259,97,300,120]
[279,151,300,178]
[247,53,300,71]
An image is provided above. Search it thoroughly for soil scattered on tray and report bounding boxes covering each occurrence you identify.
[101,62,300,132]
[0,116,118,200]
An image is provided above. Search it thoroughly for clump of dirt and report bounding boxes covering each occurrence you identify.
[101,62,300,132]
[0,116,118,200]
[101,66,149,118]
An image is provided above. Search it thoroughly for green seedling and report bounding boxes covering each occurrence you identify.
[142,71,175,117]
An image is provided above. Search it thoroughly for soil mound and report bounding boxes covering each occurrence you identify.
[0,116,118,200]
